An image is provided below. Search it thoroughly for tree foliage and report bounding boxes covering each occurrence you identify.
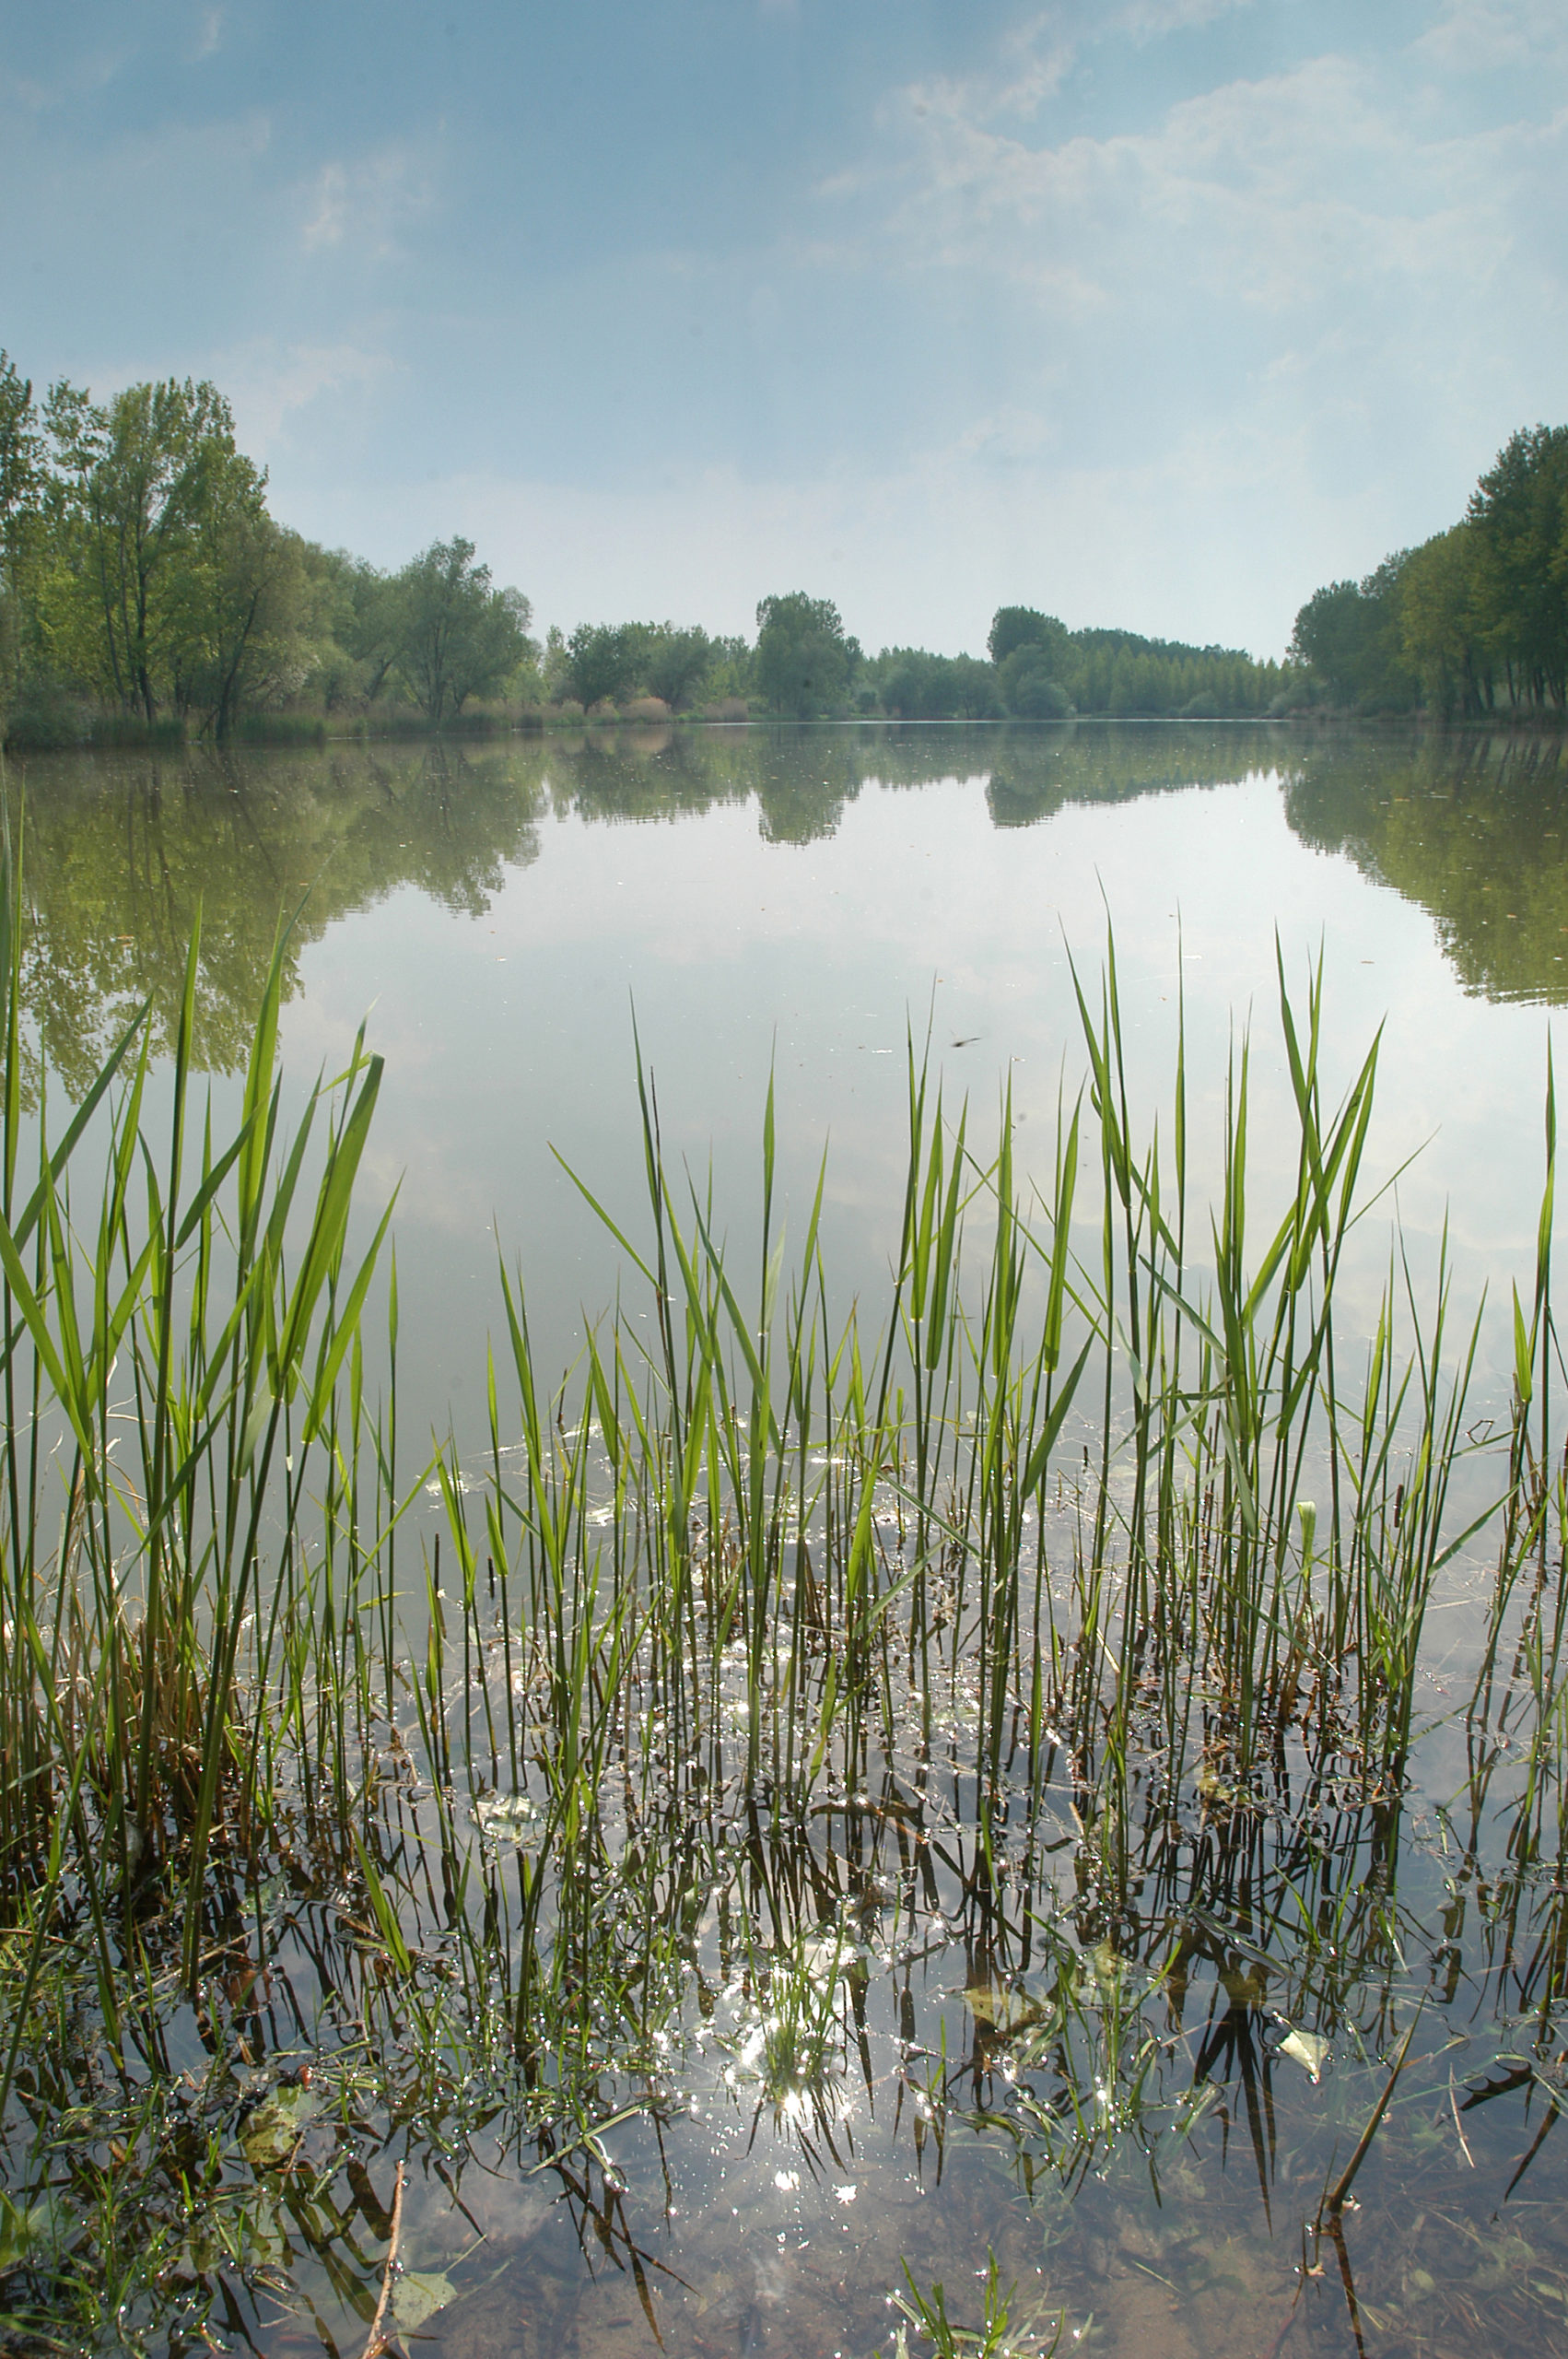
[989,606,1071,672]
[393,539,532,722]
[754,593,859,719]
[1293,423,1568,718]
[877,649,1002,720]
[0,347,535,745]
[1289,559,1414,711]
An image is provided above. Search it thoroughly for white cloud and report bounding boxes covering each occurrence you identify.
[193,7,224,61]
[214,339,400,456]
[899,14,1077,133]
[300,144,434,258]
[1117,0,1255,41]
[1415,0,1568,67]
[873,49,1525,313]
[2,45,132,110]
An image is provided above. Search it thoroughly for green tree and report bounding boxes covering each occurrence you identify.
[164,472,312,739]
[393,538,532,722]
[1468,425,1568,708]
[0,353,44,708]
[754,592,857,719]
[309,549,406,707]
[1289,559,1414,710]
[1000,648,1072,718]
[642,623,714,710]
[560,621,649,710]
[42,377,241,722]
[1399,524,1492,720]
[988,606,1071,673]
[878,649,1003,720]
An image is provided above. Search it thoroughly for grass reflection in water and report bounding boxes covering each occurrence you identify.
[0,842,1565,2359]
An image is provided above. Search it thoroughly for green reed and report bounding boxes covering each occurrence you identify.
[0,832,1562,2347]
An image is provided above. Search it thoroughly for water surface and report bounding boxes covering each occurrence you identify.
[11,719,1568,2359]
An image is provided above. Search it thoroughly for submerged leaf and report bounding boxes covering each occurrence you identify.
[963,1982,1043,2033]
[240,2081,318,2168]
[392,2270,457,2330]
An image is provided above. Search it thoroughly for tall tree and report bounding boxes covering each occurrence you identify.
[163,457,311,739]
[559,621,649,710]
[642,623,714,710]
[1290,558,1414,710]
[1399,524,1492,720]
[0,353,44,705]
[1467,425,1568,708]
[754,593,857,719]
[43,377,240,722]
[394,538,532,722]
[988,606,1071,672]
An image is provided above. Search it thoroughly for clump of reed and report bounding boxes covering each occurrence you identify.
[0,830,1561,2351]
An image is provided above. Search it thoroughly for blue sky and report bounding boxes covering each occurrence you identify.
[3,0,1565,658]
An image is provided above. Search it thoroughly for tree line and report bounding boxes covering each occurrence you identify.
[0,347,1301,745]
[0,353,536,745]
[21,347,1562,745]
[1290,425,1568,719]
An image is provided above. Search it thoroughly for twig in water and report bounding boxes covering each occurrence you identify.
[359,2158,406,2359]
[1449,2068,1475,2166]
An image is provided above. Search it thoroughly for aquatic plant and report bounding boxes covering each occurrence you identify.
[0,827,1562,2353]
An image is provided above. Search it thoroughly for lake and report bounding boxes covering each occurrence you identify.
[11,721,1567,1440]
[7,718,1568,2359]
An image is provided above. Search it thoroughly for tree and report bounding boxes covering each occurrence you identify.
[989,606,1071,672]
[163,461,312,739]
[754,593,857,719]
[1399,524,1492,720]
[560,621,649,710]
[393,538,532,722]
[878,649,1003,720]
[1468,425,1568,708]
[1289,559,1414,710]
[642,623,714,710]
[42,377,241,722]
[0,353,44,706]
[1000,648,1072,719]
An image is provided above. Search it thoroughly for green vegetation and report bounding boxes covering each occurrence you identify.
[0,350,536,750]
[0,343,1293,749]
[753,591,863,719]
[8,339,1568,745]
[548,617,751,715]
[1291,423,1568,718]
[870,604,1288,722]
[0,793,1566,2348]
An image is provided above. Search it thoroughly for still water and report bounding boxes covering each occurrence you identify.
[10,720,1567,1440]
[11,720,1568,2358]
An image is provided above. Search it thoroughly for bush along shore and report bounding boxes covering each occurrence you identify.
[0,848,1566,2351]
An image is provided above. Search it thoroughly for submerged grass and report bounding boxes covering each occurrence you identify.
[0,823,1562,2352]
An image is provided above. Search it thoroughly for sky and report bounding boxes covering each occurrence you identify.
[2,0,1566,660]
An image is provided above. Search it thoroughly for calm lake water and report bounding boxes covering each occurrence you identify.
[11,719,1568,2358]
[10,720,1567,1440]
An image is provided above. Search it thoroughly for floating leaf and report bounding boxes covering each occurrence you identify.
[1277,2026,1328,2083]
[473,1791,542,1845]
[392,2270,457,2330]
